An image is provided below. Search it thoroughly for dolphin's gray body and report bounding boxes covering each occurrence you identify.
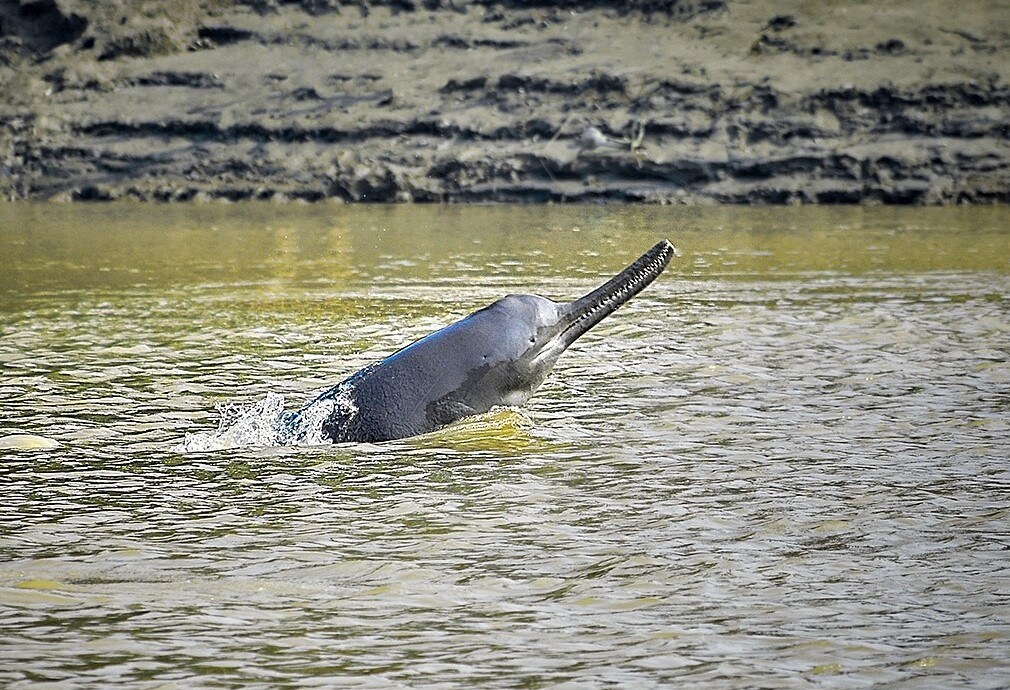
[294,239,674,443]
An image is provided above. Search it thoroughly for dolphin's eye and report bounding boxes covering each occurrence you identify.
[529,335,536,343]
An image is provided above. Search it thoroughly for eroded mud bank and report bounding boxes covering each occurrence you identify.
[2,0,1008,203]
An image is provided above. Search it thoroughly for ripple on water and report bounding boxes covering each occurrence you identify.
[1,207,1009,688]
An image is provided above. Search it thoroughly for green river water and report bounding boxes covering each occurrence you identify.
[1,204,1008,688]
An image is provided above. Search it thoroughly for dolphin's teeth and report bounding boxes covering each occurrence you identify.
[571,243,670,333]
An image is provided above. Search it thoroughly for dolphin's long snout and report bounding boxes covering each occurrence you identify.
[559,239,674,347]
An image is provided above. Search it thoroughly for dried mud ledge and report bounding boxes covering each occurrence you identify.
[1,0,1009,203]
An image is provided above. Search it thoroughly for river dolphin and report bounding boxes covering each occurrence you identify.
[291,239,674,443]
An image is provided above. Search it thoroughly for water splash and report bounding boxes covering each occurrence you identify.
[180,393,289,452]
[179,383,360,452]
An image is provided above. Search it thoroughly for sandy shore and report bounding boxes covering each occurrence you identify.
[1,0,1008,203]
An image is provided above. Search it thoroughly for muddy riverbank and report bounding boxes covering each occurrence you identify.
[1,0,1008,203]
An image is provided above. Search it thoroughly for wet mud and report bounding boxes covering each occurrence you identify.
[1,0,1008,203]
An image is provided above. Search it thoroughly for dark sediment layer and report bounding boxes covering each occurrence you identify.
[1,0,1008,203]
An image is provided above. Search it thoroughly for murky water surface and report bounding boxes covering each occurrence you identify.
[1,204,1008,688]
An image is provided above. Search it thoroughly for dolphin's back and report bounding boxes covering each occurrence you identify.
[316,310,505,442]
